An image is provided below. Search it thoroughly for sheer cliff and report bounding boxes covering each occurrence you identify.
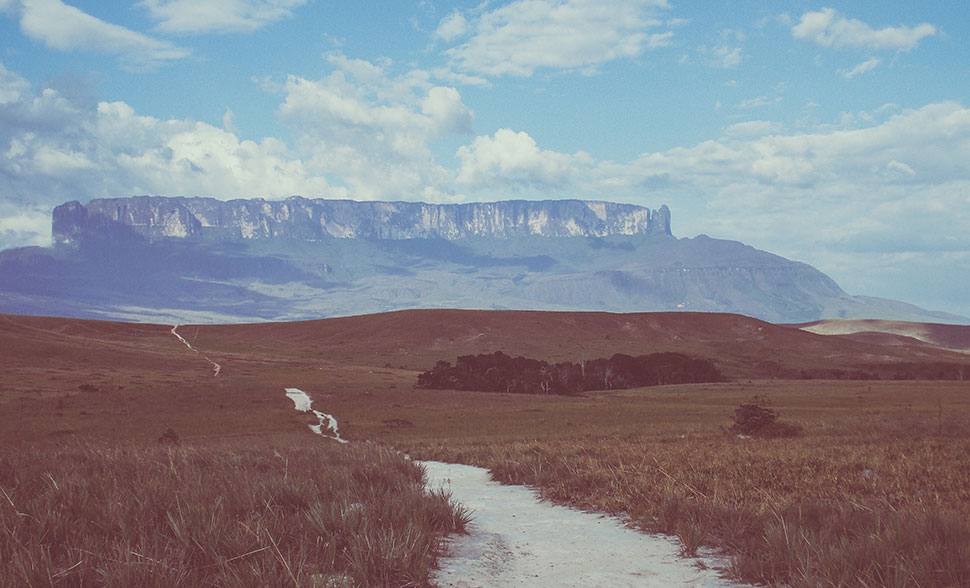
[52,196,671,244]
[0,196,961,324]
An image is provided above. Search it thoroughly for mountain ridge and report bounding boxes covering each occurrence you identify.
[53,196,672,245]
[0,196,964,325]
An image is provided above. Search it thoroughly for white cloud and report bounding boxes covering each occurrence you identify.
[441,0,671,77]
[456,129,591,188]
[434,11,469,41]
[738,94,781,109]
[0,203,51,248]
[793,8,936,51]
[646,31,674,49]
[712,44,742,68]
[840,57,880,79]
[586,103,970,295]
[10,0,189,69]
[722,120,781,137]
[221,107,237,134]
[0,60,30,104]
[0,64,342,249]
[139,0,308,35]
[276,54,473,200]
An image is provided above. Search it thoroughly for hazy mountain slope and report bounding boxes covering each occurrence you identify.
[0,196,963,324]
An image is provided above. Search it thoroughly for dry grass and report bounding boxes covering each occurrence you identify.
[396,383,970,587]
[0,436,469,587]
[4,311,970,586]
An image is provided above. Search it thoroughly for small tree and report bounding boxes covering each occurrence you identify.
[731,403,778,435]
[731,401,802,438]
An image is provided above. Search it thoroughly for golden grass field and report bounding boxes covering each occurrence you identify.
[2,310,970,586]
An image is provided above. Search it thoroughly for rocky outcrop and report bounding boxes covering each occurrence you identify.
[52,196,672,245]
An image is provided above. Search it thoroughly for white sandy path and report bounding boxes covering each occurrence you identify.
[284,387,347,443]
[422,460,742,588]
[279,389,743,587]
[170,323,222,376]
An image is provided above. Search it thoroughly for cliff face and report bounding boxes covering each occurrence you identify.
[16,195,960,325]
[52,196,672,245]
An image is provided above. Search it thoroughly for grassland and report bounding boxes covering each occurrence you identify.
[0,436,469,587]
[392,381,970,587]
[3,310,970,586]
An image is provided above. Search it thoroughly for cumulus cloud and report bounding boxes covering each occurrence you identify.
[276,54,473,201]
[139,0,308,35]
[6,0,189,69]
[456,129,592,188]
[0,61,344,250]
[0,202,52,248]
[441,0,671,77]
[586,102,970,298]
[793,8,936,51]
[0,61,30,104]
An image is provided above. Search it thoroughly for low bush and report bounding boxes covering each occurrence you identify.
[731,401,802,438]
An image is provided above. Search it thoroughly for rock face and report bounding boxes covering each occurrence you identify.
[53,196,671,245]
[0,196,962,325]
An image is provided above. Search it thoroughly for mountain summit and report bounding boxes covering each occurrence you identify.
[0,196,962,324]
[52,196,672,245]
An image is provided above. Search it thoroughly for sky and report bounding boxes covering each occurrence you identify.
[1,0,969,317]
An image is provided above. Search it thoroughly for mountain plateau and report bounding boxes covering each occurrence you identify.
[0,195,962,325]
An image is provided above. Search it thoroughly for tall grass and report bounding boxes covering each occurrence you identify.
[0,437,469,587]
[405,431,970,587]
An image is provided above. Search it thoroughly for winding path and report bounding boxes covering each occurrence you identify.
[283,387,347,443]
[170,324,221,376]
[281,389,744,587]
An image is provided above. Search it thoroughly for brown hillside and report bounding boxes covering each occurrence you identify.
[3,309,970,442]
[186,309,970,377]
[797,318,970,352]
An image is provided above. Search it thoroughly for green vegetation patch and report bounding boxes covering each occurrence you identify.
[417,351,725,395]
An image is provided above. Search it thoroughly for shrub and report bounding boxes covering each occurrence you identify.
[157,427,180,444]
[731,403,801,438]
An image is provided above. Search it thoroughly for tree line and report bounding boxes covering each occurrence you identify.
[417,351,725,396]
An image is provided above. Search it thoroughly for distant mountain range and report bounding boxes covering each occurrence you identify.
[0,195,963,324]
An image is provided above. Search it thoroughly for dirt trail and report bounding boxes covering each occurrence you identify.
[170,324,222,376]
[283,387,347,443]
[422,461,742,588]
[281,390,742,587]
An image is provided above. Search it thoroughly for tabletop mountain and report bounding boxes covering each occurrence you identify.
[0,195,961,324]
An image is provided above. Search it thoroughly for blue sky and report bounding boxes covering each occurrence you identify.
[1,1,969,317]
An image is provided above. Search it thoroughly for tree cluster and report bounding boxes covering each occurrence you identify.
[417,351,725,396]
